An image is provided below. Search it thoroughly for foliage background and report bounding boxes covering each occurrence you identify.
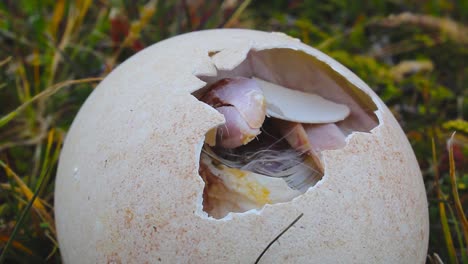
[0,0,466,263]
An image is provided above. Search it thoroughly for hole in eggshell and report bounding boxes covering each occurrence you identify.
[193,48,379,219]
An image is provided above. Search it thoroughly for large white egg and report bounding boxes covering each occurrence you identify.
[55,29,429,263]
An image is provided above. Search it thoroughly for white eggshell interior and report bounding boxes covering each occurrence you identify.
[253,77,350,123]
[55,29,429,264]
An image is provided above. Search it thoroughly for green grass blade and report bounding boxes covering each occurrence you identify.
[432,138,458,264]
[447,133,468,256]
[447,204,468,263]
[0,160,47,263]
[0,112,18,128]
[0,77,102,129]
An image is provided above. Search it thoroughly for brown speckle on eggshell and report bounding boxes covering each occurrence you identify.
[55,29,428,263]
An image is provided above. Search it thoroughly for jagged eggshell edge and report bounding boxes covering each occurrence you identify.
[54,29,429,264]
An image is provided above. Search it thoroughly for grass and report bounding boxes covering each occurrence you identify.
[0,0,467,263]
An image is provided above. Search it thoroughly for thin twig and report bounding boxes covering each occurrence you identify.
[254,213,304,264]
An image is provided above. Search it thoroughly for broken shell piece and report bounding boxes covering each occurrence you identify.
[200,153,302,219]
[253,77,350,123]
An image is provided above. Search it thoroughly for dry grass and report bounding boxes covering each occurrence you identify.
[0,1,466,263]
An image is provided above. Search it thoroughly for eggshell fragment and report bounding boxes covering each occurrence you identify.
[200,154,302,219]
[254,77,350,123]
[55,29,429,264]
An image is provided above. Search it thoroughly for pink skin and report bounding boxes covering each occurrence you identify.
[304,123,346,151]
[273,120,322,173]
[202,78,266,129]
[216,106,260,148]
[202,78,266,148]
[273,120,311,153]
[202,77,347,154]
[273,120,346,173]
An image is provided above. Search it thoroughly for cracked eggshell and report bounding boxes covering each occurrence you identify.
[55,29,429,263]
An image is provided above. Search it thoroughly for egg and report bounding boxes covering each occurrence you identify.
[55,29,429,263]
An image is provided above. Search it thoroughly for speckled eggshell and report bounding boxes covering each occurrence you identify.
[54,29,429,264]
